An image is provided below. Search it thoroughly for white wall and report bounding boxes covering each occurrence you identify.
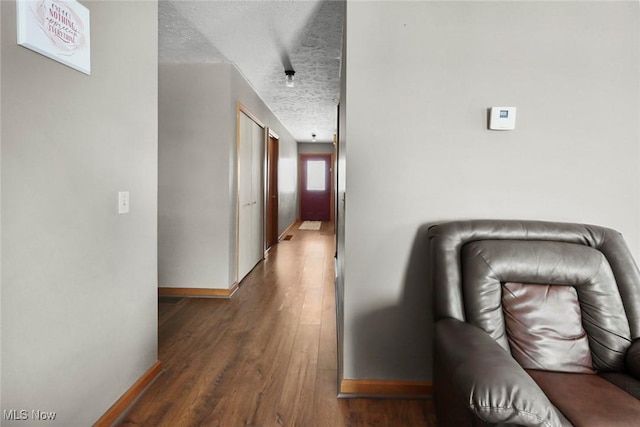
[159,64,234,289]
[159,63,298,290]
[336,8,347,384]
[342,1,640,382]
[299,142,335,155]
[1,1,158,425]
[0,0,3,413]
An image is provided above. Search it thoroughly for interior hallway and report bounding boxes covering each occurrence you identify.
[121,221,437,426]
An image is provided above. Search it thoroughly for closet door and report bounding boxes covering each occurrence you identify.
[238,112,254,281]
[251,120,264,265]
[237,111,264,283]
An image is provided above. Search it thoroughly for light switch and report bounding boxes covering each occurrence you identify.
[489,106,517,130]
[118,191,130,214]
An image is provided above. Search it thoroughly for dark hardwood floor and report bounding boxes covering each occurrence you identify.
[120,221,438,427]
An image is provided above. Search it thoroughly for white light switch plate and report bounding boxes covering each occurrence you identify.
[118,191,130,214]
[489,106,517,130]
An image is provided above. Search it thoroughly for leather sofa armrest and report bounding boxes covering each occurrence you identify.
[627,339,640,380]
[435,318,567,426]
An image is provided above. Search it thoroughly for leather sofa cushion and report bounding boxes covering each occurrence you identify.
[527,370,640,426]
[436,319,572,427]
[628,339,640,380]
[461,240,631,371]
[503,282,594,374]
[429,220,640,344]
[599,372,640,399]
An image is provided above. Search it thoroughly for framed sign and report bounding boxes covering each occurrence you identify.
[17,0,91,75]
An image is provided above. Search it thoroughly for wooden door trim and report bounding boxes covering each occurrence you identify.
[238,103,265,128]
[299,153,335,222]
[266,130,279,250]
[268,129,279,140]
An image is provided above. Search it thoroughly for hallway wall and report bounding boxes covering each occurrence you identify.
[298,142,335,155]
[159,63,298,290]
[1,1,158,424]
[159,64,234,290]
[0,0,3,412]
[342,1,640,383]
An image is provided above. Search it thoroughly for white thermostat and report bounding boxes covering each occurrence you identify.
[489,106,517,130]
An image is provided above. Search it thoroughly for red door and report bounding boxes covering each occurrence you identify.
[300,154,332,221]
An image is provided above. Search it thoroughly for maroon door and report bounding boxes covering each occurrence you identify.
[300,154,332,221]
[266,135,279,249]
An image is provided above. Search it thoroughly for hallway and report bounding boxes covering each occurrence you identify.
[121,221,436,426]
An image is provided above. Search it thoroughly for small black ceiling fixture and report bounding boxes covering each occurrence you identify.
[285,70,295,87]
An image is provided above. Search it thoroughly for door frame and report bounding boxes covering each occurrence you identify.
[265,129,279,250]
[299,153,335,222]
[235,103,266,285]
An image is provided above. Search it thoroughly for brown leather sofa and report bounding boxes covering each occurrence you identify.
[428,220,640,426]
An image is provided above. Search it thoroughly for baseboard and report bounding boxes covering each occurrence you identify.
[278,219,300,241]
[94,360,162,427]
[339,379,432,398]
[158,283,239,298]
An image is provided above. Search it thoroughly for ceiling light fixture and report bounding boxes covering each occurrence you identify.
[312,133,317,142]
[285,70,295,88]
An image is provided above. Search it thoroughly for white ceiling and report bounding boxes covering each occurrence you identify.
[159,0,345,143]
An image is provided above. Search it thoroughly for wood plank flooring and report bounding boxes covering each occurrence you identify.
[120,222,438,427]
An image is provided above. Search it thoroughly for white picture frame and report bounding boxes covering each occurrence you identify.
[17,0,91,75]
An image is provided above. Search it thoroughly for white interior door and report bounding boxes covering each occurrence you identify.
[251,121,264,264]
[238,111,264,282]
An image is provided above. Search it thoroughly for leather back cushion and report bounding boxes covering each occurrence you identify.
[461,240,631,371]
[429,220,640,343]
[502,281,594,373]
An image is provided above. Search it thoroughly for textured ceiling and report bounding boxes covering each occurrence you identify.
[159,0,345,143]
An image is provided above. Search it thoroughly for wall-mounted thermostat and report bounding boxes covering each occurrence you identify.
[118,191,130,214]
[489,107,517,130]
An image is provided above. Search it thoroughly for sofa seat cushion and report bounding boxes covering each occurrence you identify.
[599,372,640,399]
[503,282,594,373]
[527,370,640,427]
